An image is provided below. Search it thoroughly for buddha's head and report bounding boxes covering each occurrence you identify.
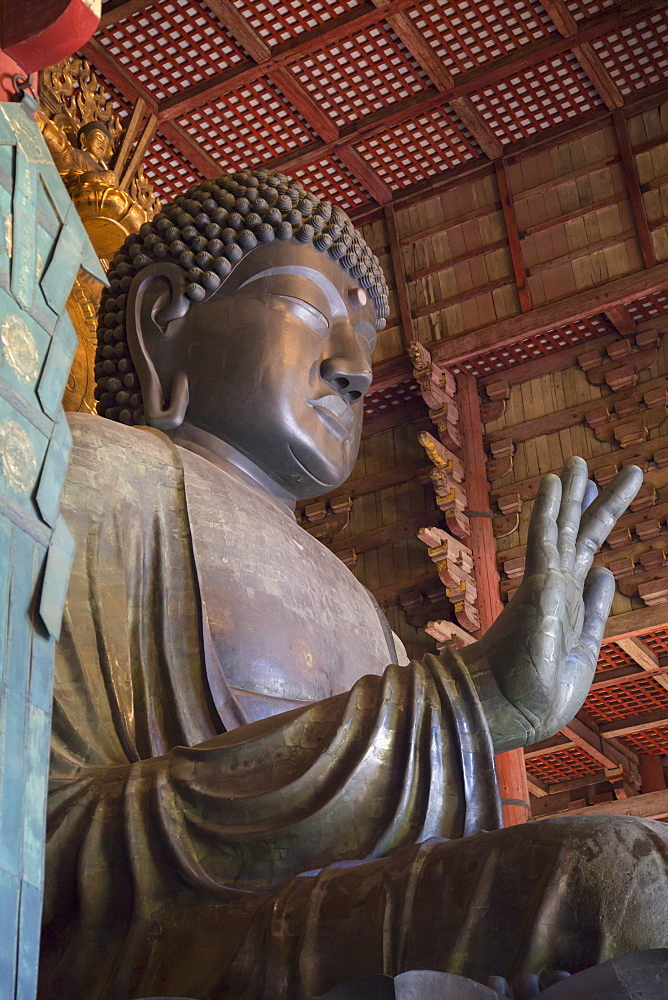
[95,170,389,500]
[78,121,113,165]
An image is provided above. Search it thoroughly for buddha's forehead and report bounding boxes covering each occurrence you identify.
[216,239,378,324]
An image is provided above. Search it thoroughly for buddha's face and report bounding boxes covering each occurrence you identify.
[81,127,111,163]
[174,241,377,499]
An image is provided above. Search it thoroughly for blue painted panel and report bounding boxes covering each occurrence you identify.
[16,882,42,1000]
[0,867,20,998]
[0,284,52,407]
[37,311,77,420]
[38,516,74,640]
[27,626,53,715]
[0,515,11,689]
[34,412,72,528]
[0,680,27,879]
[21,703,49,891]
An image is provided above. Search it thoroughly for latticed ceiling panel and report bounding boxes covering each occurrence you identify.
[596,642,636,673]
[290,22,431,128]
[142,132,200,201]
[230,0,363,47]
[97,0,248,103]
[177,80,317,167]
[626,290,668,322]
[469,51,604,145]
[592,11,668,96]
[454,315,610,376]
[584,677,668,725]
[565,0,616,21]
[619,726,668,755]
[363,379,421,418]
[354,107,482,190]
[407,0,557,77]
[292,155,372,210]
[643,627,668,659]
[528,746,601,784]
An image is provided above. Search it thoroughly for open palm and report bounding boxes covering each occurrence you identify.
[461,457,643,753]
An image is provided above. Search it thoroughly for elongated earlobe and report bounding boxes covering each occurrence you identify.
[126,263,191,431]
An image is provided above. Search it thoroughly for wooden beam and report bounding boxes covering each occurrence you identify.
[605,304,637,335]
[297,461,427,511]
[600,709,668,739]
[456,374,530,826]
[477,333,620,389]
[372,570,440,607]
[605,604,668,640]
[205,0,272,63]
[527,774,549,797]
[112,97,145,179]
[268,67,339,144]
[557,786,668,819]
[369,354,413,392]
[613,108,656,268]
[428,259,668,367]
[337,146,392,205]
[638,753,667,792]
[495,161,531,312]
[362,399,429,438]
[617,637,668,693]
[561,715,634,771]
[384,204,416,349]
[119,114,157,190]
[330,509,438,555]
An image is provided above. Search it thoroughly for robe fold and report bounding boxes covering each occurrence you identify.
[40,417,668,1000]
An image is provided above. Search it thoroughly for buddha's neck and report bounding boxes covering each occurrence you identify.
[172,421,296,515]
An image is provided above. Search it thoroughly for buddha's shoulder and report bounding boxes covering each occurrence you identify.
[65,414,183,505]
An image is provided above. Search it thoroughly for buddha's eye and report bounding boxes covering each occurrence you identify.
[273,294,329,335]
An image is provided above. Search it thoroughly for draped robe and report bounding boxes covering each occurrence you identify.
[40,416,668,1000]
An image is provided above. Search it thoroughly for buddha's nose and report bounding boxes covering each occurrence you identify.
[320,356,372,403]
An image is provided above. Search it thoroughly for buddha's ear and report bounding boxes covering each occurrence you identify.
[126,263,191,432]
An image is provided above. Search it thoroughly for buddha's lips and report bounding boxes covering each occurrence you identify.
[308,394,355,435]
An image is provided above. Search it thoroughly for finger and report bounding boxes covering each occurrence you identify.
[574,465,643,581]
[556,456,589,573]
[524,473,561,576]
[582,479,597,512]
[569,567,615,678]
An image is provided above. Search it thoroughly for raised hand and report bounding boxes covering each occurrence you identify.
[460,457,643,753]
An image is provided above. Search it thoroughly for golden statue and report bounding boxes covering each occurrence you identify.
[40,170,668,1000]
[38,57,159,412]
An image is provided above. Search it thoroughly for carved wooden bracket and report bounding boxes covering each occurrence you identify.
[297,495,353,545]
[578,329,660,388]
[418,525,480,632]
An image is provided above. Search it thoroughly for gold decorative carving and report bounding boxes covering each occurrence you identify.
[0,420,36,493]
[38,56,160,413]
[1,316,40,384]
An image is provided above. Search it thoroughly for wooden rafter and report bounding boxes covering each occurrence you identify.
[540,0,623,110]
[613,109,657,269]
[384,203,415,349]
[494,161,530,313]
[617,637,668,693]
[428,260,668,368]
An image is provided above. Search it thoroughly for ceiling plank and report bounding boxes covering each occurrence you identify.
[337,146,393,205]
[561,716,635,771]
[205,0,272,63]
[541,0,623,110]
[600,709,668,738]
[268,67,339,144]
[606,604,668,641]
[427,259,668,367]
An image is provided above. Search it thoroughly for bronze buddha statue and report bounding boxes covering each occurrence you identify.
[40,170,668,1000]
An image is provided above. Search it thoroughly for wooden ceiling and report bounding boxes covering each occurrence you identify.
[78,0,668,812]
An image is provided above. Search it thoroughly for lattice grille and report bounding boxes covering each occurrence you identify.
[619,726,668,755]
[177,79,316,168]
[407,0,556,77]
[592,12,668,96]
[142,131,200,202]
[597,643,637,672]
[643,627,668,659]
[585,677,668,724]
[527,746,600,784]
[353,107,481,190]
[565,0,617,21]
[469,51,603,144]
[624,290,668,322]
[364,380,421,418]
[292,155,372,212]
[455,315,609,376]
[291,23,430,128]
[96,0,247,103]
[230,0,363,46]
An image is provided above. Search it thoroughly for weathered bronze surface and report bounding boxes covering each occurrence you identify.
[40,170,668,1000]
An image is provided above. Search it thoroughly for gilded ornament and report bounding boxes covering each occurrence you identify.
[1,315,40,383]
[0,419,36,493]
